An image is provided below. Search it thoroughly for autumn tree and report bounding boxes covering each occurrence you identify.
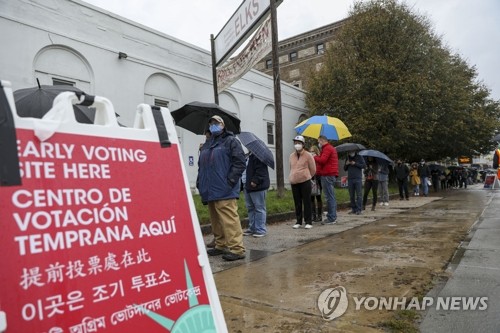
[306,0,500,161]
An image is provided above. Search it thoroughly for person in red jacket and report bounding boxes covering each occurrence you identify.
[314,135,339,224]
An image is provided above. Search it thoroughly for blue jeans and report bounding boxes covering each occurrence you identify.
[321,176,337,221]
[244,189,267,234]
[348,178,363,213]
[421,177,429,196]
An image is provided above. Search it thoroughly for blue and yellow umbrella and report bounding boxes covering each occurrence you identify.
[295,115,351,140]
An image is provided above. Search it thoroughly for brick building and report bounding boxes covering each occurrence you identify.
[254,19,347,91]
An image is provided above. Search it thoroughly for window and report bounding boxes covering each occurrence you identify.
[52,78,75,86]
[316,43,325,55]
[267,122,274,145]
[265,59,272,69]
[154,98,169,108]
[289,51,297,62]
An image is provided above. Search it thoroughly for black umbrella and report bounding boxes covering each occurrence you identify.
[428,163,445,172]
[171,101,241,134]
[335,142,366,153]
[14,83,95,124]
[238,131,275,169]
[359,149,394,165]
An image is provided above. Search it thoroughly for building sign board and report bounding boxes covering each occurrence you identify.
[217,16,272,92]
[0,82,227,333]
[214,0,281,65]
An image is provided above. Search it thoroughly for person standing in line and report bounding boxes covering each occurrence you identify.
[378,162,390,206]
[362,156,379,211]
[314,135,339,224]
[289,135,316,229]
[197,115,246,261]
[344,151,366,215]
[493,143,500,179]
[409,162,421,196]
[242,152,270,238]
[418,159,431,197]
[395,159,410,200]
[431,168,441,192]
[309,145,323,222]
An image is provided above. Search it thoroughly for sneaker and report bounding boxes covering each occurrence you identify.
[243,230,254,236]
[292,224,301,229]
[222,253,245,261]
[348,211,356,214]
[356,211,361,215]
[322,220,337,225]
[384,202,389,206]
[252,233,266,238]
[379,202,384,206]
[304,224,313,229]
[207,248,225,256]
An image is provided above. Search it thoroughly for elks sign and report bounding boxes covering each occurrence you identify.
[214,0,282,65]
[217,16,272,93]
[0,81,227,332]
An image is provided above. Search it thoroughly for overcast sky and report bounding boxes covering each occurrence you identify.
[82,0,500,101]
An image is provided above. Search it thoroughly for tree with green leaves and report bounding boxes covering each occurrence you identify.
[306,0,500,162]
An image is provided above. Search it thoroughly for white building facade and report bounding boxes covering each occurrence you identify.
[0,0,308,189]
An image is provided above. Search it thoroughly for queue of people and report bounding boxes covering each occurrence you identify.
[197,117,485,261]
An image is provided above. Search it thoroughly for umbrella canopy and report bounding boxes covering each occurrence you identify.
[171,101,241,134]
[359,149,394,165]
[14,84,95,124]
[237,131,274,169]
[335,142,366,153]
[294,115,351,140]
[428,163,445,172]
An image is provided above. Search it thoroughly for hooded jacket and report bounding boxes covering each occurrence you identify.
[197,130,245,202]
[245,154,270,192]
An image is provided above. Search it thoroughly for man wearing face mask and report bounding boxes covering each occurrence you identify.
[289,135,316,229]
[314,135,339,224]
[197,115,246,261]
[344,151,366,215]
[395,159,410,200]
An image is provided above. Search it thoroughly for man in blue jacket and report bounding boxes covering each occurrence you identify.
[242,153,270,238]
[197,115,246,261]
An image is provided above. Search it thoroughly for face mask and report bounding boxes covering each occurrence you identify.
[294,144,303,151]
[318,143,322,148]
[209,123,222,134]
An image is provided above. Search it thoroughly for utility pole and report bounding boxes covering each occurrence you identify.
[270,0,284,197]
[210,34,219,105]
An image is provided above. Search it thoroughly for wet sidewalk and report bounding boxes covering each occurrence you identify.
[420,189,500,332]
[204,184,498,332]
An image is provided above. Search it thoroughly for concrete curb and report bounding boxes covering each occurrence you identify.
[200,194,400,235]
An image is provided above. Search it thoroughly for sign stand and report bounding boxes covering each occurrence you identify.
[0,80,227,332]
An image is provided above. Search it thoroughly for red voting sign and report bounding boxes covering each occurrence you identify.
[0,83,226,333]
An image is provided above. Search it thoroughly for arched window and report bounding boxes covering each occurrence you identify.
[144,73,181,111]
[34,45,93,92]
